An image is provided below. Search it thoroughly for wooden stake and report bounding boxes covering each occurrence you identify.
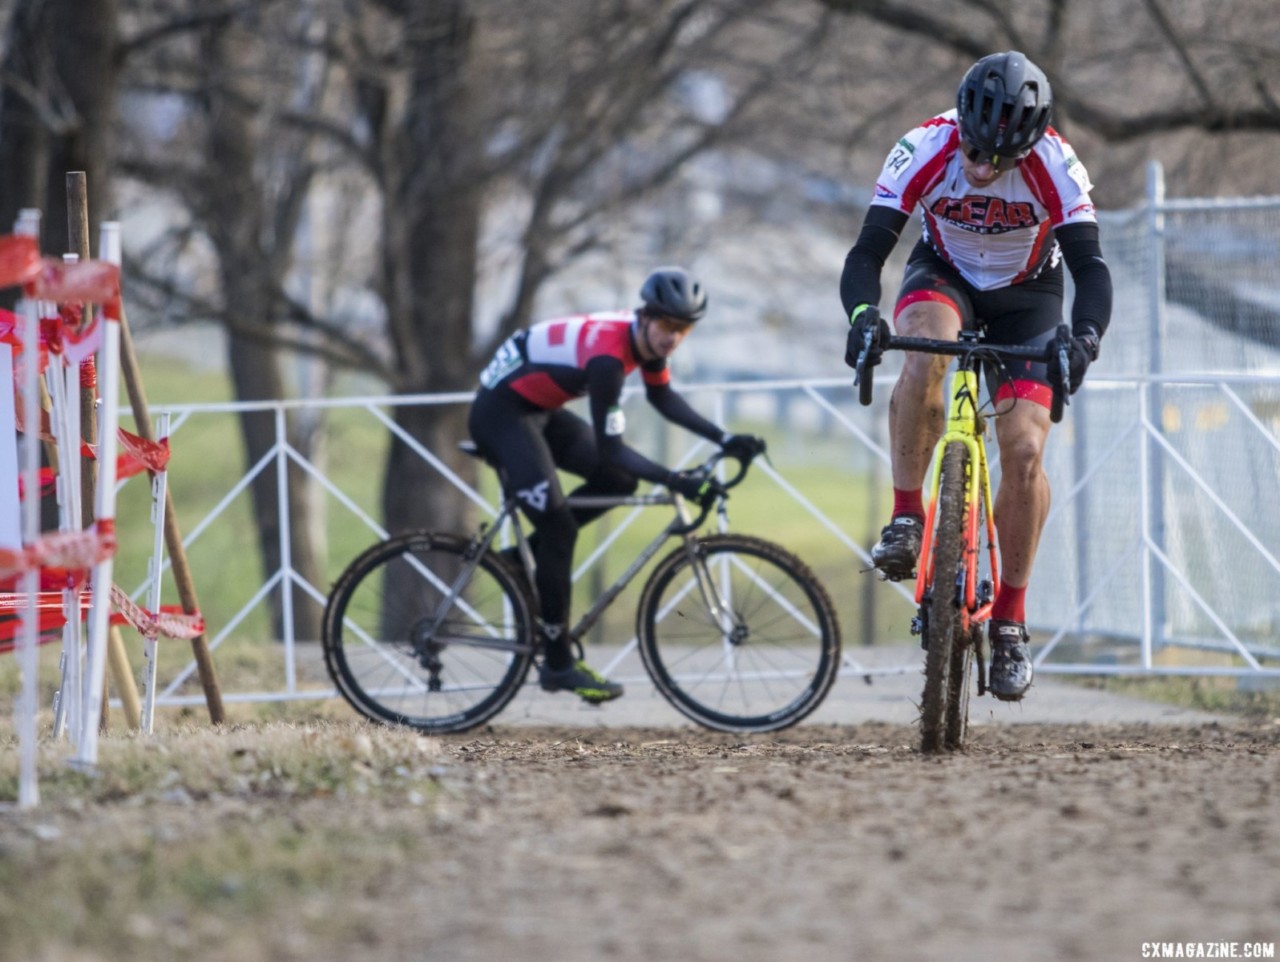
[66,172,224,724]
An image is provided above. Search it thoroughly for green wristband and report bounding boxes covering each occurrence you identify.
[849,304,872,325]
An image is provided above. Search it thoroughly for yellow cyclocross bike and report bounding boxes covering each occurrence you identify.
[853,323,1071,752]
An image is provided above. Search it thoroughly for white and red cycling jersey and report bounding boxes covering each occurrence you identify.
[478,311,669,409]
[870,109,1097,291]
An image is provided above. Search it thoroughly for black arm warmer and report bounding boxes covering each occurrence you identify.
[585,357,675,485]
[839,206,910,317]
[644,381,724,443]
[1056,222,1113,339]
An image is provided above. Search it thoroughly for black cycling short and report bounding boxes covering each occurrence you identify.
[895,241,1064,409]
[467,387,600,517]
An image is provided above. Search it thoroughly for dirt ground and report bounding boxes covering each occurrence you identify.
[395,721,1279,962]
[11,719,1277,962]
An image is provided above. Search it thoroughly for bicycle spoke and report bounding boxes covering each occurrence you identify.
[638,535,840,732]
[323,534,534,734]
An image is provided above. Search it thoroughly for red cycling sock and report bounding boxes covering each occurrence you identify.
[991,581,1027,623]
[892,487,925,520]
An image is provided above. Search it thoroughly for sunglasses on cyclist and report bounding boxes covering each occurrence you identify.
[960,142,1029,171]
[648,315,696,335]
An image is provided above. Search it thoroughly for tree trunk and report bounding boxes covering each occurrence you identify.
[0,0,117,263]
[203,22,325,643]
[379,0,484,535]
[382,404,475,536]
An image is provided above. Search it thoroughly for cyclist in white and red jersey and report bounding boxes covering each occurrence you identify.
[840,51,1113,701]
[469,267,765,703]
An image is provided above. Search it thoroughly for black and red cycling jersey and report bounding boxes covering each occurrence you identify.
[475,311,723,486]
[479,311,669,407]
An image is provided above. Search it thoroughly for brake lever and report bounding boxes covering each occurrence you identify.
[852,328,874,387]
[1056,344,1071,409]
[1045,327,1072,424]
[854,328,880,406]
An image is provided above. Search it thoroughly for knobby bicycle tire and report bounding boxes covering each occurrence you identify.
[920,442,970,753]
[636,534,842,733]
[944,624,979,751]
[322,531,536,734]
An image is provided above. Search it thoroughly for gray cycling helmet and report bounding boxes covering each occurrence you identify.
[639,266,707,322]
[956,51,1052,157]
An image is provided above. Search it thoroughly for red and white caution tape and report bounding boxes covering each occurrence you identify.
[0,521,117,581]
[108,583,204,640]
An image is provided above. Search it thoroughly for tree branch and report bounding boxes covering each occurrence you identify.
[1140,0,1216,108]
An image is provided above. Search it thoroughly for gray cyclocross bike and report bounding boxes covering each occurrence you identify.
[322,445,841,734]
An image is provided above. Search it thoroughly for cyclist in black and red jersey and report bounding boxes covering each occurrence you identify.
[840,51,1113,701]
[469,267,766,703]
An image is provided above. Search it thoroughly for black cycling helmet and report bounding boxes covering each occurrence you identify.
[956,51,1053,158]
[639,266,707,323]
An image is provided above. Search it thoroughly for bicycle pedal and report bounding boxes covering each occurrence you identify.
[873,568,909,583]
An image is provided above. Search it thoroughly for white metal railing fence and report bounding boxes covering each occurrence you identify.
[121,164,1280,708]
[123,366,1280,711]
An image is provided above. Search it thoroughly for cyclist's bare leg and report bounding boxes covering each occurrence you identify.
[870,300,961,579]
[887,300,962,491]
[987,400,1048,699]
[991,400,1052,587]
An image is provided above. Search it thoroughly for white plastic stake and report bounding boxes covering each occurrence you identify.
[75,223,123,768]
[14,208,41,807]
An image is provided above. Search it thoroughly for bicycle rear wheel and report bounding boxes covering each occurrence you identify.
[920,442,969,753]
[322,532,535,734]
[637,534,841,733]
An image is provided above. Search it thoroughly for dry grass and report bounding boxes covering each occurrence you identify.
[0,721,448,962]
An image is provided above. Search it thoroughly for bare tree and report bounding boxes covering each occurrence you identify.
[810,0,1280,202]
[36,0,1279,629]
[0,0,118,255]
[115,0,837,543]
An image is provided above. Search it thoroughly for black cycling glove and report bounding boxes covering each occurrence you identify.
[1056,328,1101,395]
[844,304,891,369]
[720,433,766,461]
[667,470,723,502]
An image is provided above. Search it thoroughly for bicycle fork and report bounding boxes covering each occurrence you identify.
[683,539,744,647]
[913,370,1001,687]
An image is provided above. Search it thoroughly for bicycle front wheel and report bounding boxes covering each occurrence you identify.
[920,442,970,753]
[637,534,841,733]
[943,624,978,752]
[322,532,535,734]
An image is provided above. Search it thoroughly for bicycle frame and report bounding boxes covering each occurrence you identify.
[449,478,731,653]
[852,323,1071,751]
[854,322,1071,634]
[530,492,715,646]
[913,367,999,631]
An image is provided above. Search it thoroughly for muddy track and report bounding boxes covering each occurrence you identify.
[377,721,1280,962]
[5,720,1277,962]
